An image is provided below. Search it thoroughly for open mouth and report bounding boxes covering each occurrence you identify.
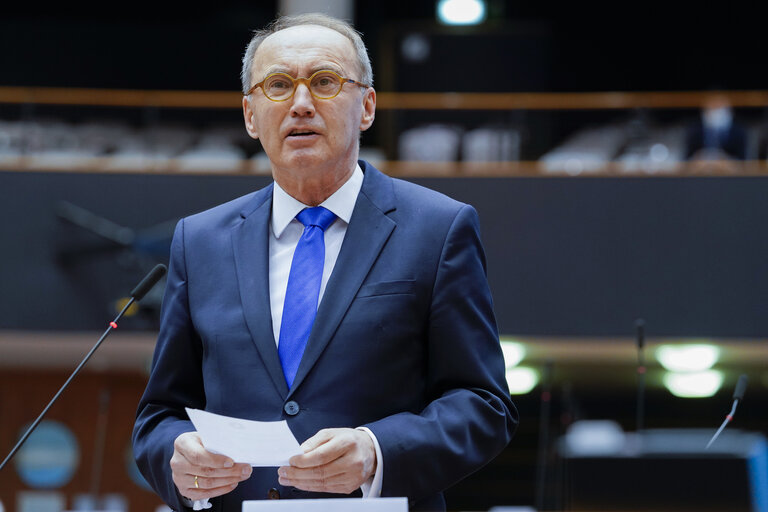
[287,130,318,137]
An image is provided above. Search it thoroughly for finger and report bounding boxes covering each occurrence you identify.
[172,434,247,479]
[299,428,336,453]
[280,430,375,494]
[187,462,253,480]
[179,481,241,501]
[190,467,253,491]
[280,456,347,483]
[174,466,252,501]
[171,454,245,481]
[176,433,237,471]
[290,436,349,468]
[282,445,374,486]
[279,458,361,495]
[280,474,357,494]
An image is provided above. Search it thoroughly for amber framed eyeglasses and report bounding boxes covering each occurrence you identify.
[246,69,370,102]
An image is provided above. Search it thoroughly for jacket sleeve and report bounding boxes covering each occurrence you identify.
[132,218,205,511]
[364,204,518,504]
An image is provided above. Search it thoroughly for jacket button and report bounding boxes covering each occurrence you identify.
[267,488,280,499]
[284,401,300,416]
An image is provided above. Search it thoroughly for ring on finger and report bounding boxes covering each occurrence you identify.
[194,475,199,489]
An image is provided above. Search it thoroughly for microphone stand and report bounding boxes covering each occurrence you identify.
[0,299,135,472]
[89,388,111,499]
[635,318,646,432]
[535,359,554,511]
[706,374,748,449]
[0,263,166,472]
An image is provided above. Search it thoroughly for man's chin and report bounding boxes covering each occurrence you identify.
[282,149,329,169]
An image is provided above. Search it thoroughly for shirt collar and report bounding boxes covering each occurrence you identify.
[271,163,363,238]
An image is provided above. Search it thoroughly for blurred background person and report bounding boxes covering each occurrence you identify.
[685,93,748,172]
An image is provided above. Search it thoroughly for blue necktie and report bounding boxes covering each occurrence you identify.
[278,206,337,389]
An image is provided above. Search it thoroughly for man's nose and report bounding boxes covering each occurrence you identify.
[290,82,316,117]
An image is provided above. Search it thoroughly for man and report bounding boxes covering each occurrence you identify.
[133,13,517,511]
[686,93,748,163]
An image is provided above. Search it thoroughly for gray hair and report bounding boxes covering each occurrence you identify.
[240,12,374,95]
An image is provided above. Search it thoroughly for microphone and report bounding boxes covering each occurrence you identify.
[706,374,748,449]
[131,263,168,301]
[635,318,646,432]
[732,373,748,402]
[0,264,167,472]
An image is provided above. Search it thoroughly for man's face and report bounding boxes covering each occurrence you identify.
[243,25,375,180]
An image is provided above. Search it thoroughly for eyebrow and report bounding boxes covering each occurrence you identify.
[262,65,346,78]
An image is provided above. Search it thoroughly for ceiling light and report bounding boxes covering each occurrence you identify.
[436,0,487,26]
[663,370,724,398]
[500,340,525,368]
[506,366,539,395]
[655,344,720,372]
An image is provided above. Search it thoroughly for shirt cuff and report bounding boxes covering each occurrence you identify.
[182,497,211,510]
[356,426,383,498]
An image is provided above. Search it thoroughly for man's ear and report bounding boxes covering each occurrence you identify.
[243,96,259,139]
[359,88,376,132]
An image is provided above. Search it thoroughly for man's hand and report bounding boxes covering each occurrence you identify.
[278,428,377,494]
[171,431,252,501]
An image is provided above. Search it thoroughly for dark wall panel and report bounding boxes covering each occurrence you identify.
[1,171,766,338]
[414,176,768,338]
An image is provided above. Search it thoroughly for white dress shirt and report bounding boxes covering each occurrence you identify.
[269,164,382,498]
[268,165,362,342]
[190,164,382,510]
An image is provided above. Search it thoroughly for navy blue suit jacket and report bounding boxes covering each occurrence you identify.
[132,161,517,511]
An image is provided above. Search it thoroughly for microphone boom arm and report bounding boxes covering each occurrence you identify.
[0,299,135,472]
[0,263,167,472]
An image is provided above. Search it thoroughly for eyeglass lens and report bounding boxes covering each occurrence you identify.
[263,71,342,100]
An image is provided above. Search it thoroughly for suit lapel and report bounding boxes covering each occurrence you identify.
[288,163,396,396]
[231,183,290,398]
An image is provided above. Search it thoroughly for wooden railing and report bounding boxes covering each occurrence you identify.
[2,86,768,110]
[1,87,767,176]
[1,158,766,177]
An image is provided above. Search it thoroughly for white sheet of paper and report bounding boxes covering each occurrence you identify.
[242,498,408,512]
[185,408,303,467]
